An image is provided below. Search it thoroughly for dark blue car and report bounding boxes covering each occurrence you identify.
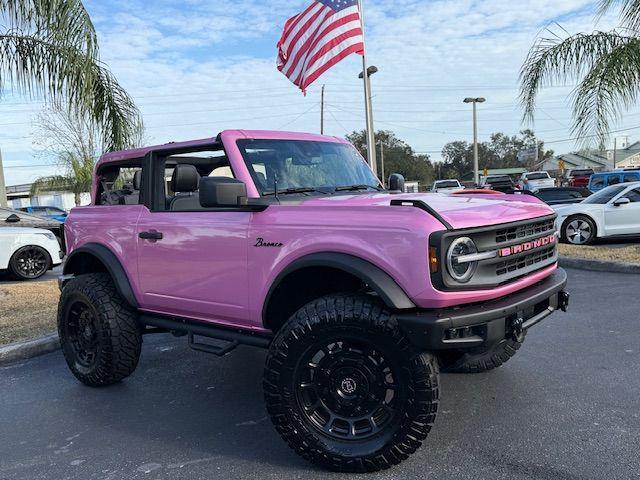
[18,206,68,222]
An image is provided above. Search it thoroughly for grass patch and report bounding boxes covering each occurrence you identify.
[0,281,59,346]
[558,243,640,264]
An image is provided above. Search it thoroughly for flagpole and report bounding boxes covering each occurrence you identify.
[357,0,378,177]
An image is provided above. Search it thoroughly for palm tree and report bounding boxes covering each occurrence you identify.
[30,152,93,205]
[520,0,640,146]
[0,0,141,150]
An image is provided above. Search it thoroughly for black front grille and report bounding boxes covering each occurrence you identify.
[495,245,556,276]
[495,218,555,244]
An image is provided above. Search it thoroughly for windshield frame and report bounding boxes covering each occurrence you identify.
[236,139,382,196]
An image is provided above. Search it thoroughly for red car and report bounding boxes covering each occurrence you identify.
[566,168,594,188]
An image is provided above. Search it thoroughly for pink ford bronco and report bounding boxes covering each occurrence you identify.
[58,130,569,472]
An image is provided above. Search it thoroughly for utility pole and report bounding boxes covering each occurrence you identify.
[463,97,486,185]
[357,0,378,177]
[320,84,325,135]
[0,149,7,208]
[379,140,385,186]
[613,137,617,169]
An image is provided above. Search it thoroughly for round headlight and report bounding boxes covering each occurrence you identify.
[446,237,478,283]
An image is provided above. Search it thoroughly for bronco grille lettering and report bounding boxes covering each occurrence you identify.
[498,234,556,257]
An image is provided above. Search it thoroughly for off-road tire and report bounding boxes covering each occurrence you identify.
[439,333,526,373]
[9,245,51,280]
[58,273,142,387]
[264,294,440,473]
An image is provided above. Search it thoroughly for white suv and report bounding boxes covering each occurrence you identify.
[0,227,63,280]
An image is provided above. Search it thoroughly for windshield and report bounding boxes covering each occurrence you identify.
[487,176,511,183]
[436,180,459,188]
[526,172,550,180]
[237,139,380,195]
[582,184,627,204]
[570,169,593,176]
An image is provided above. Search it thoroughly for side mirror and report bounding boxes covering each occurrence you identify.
[388,173,405,192]
[613,197,631,207]
[199,177,248,208]
[5,214,20,223]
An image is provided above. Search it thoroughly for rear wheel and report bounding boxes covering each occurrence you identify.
[264,294,439,472]
[58,273,142,387]
[9,245,51,280]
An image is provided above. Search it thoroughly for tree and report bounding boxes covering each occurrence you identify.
[346,130,435,186]
[29,103,145,205]
[440,130,554,179]
[30,151,93,206]
[0,0,142,150]
[520,0,640,146]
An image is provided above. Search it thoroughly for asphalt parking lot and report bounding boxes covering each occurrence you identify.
[1,267,638,480]
[0,266,62,285]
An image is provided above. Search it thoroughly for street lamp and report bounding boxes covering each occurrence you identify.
[463,97,486,186]
[359,66,378,177]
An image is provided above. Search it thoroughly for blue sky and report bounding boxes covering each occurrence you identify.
[1,0,637,185]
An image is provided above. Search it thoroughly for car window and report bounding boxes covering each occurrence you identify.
[526,173,549,180]
[435,180,459,188]
[590,176,605,188]
[607,175,621,186]
[97,161,144,206]
[45,207,63,215]
[583,185,627,204]
[623,188,640,203]
[623,173,639,183]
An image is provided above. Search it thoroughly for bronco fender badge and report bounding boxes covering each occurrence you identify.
[254,237,283,248]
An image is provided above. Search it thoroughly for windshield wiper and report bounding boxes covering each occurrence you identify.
[263,187,329,196]
[334,184,384,192]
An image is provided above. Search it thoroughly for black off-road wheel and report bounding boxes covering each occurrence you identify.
[264,294,440,473]
[58,273,142,387]
[439,333,526,374]
[9,245,51,280]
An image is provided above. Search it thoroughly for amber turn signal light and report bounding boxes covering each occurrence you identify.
[429,247,439,273]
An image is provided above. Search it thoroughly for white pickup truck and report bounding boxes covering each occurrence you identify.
[518,171,555,192]
[432,179,464,192]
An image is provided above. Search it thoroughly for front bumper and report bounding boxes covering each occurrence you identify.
[396,268,569,350]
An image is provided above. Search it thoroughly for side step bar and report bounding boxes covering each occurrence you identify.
[139,314,272,356]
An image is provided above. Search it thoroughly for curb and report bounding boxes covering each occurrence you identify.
[559,256,640,274]
[0,333,60,366]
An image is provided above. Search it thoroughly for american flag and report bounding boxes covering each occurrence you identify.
[277,0,364,93]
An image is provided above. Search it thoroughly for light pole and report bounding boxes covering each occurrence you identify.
[359,65,378,177]
[463,97,486,185]
[0,149,7,208]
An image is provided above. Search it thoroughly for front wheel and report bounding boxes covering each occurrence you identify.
[9,245,51,280]
[264,294,440,472]
[562,215,596,245]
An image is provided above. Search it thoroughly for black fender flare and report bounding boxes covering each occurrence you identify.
[262,252,416,322]
[63,243,139,308]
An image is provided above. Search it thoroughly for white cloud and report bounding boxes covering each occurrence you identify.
[2,0,638,185]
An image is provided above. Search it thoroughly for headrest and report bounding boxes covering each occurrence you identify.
[132,170,142,190]
[171,164,199,192]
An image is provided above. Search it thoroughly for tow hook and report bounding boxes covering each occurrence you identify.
[511,317,525,342]
[558,291,570,312]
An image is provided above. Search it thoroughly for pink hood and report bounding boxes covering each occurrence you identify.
[297,192,554,230]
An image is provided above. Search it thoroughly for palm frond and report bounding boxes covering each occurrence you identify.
[29,175,72,197]
[0,0,97,55]
[519,29,631,122]
[571,37,640,144]
[0,33,142,151]
[598,0,640,32]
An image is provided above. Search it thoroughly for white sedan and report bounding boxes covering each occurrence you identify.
[0,227,63,280]
[554,182,640,245]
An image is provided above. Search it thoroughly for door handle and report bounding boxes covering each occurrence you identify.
[139,231,163,241]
